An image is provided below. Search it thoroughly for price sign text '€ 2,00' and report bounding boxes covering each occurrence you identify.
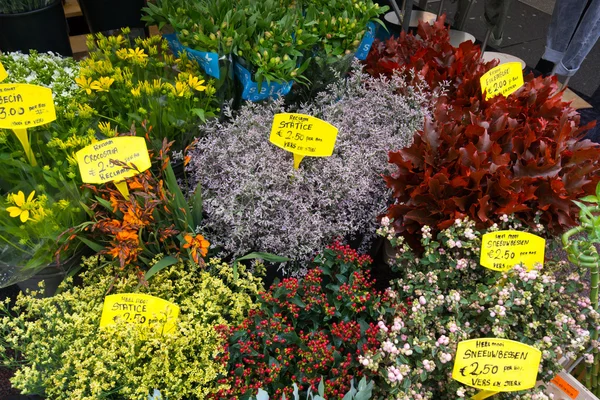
[480,62,524,100]
[76,137,151,185]
[452,338,542,392]
[269,113,339,169]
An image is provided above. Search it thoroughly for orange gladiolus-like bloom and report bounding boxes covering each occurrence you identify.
[182,234,210,264]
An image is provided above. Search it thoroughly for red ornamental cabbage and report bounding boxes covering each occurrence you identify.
[384,75,600,237]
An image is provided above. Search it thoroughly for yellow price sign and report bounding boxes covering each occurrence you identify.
[99,293,180,334]
[480,62,524,100]
[452,338,542,395]
[0,62,7,82]
[270,113,339,169]
[480,230,545,272]
[0,83,57,166]
[76,137,151,198]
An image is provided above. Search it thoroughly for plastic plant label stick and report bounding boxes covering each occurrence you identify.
[75,136,151,199]
[0,83,57,166]
[99,293,180,335]
[452,338,542,394]
[551,374,579,399]
[0,62,7,82]
[480,62,524,100]
[269,113,338,169]
[480,230,545,271]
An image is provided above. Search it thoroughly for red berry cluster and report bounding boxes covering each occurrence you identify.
[213,244,389,399]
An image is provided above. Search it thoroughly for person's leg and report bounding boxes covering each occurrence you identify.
[542,0,588,64]
[483,0,512,45]
[553,0,600,76]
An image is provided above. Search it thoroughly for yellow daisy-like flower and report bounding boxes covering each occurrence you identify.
[6,190,36,223]
[131,86,141,97]
[128,47,148,63]
[75,76,94,95]
[188,76,207,92]
[170,81,189,97]
[98,121,117,137]
[90,76,115,92]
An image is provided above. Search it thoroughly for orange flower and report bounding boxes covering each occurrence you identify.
[128,180,145,190]
[116,229,138,242]
[182,233,210,264]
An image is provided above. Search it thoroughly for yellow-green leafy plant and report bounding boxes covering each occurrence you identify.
[77,29,219,150]
[0,256,264,399]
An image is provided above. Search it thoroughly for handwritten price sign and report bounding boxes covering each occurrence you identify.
[0,83,57,166]
[453,338,541,397]
[480,230,545,271]
[270,113,338,169]
[100,293,180,334]
[0,62,6,82]
[76,137,151,198]
[480,62,524,100]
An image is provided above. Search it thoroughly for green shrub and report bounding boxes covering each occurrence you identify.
[0,256,263,399]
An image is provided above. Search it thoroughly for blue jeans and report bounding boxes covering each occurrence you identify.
[454,0,513,40]
[543,0,600,76]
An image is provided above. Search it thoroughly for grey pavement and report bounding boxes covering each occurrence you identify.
[423,0,600,98]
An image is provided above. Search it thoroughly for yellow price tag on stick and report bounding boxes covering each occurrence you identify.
[480,62,524,100]
[0,83,57,166]
[76,137,151,199]
[480,230,545,272]
[0,62,7,82]
[270,113,339,169]
[452,338,542,398]
[99,293,180,334]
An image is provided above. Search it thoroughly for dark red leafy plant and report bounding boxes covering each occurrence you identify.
[363,15,497,100]
[213,242,392,400]
[384,74,600,237]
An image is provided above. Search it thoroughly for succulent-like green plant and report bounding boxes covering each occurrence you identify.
[253,377,374,400]
[562,181,600,396]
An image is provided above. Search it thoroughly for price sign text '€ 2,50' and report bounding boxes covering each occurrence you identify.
[76,137,151,184]
[269,113,339,169]
[453,338,542,392]
[99,293,180,334]
[480,230,545,272]
[480,62,524,100]
[0,83,56,129]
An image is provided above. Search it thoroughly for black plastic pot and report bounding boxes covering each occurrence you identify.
[0,0,72,56]
[78,0,146,33]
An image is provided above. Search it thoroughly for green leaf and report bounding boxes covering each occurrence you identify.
[78,237,104,253]
[256,389,269,400]
[191,108,206,122]
[144,255,178,280]
[580,195,599,204]
[190,185,203,228]
[318,377,325,396]
[235,252,290,263]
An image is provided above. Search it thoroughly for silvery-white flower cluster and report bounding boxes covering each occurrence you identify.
[0,51,80,110]
[187,66,431,273]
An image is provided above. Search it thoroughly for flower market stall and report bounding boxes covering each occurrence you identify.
[1,1,600,399]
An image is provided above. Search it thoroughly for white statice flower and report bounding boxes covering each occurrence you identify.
[187,64,432,272]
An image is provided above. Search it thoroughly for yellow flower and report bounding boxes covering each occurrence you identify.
[170,81,189,97]
[128,47,148,63]
[98,121,117,137]
[75,76,94,95]
[188,76,207,92]
[90,76,115,92]
[131,86,141,97]
[6,190,36,222]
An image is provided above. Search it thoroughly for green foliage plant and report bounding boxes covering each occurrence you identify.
[0,256,263,399]
[253,377,374,400]
[562,181,600,395]
[0,0,53,14]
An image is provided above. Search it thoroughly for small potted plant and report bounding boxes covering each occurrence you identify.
[0,0,72,55]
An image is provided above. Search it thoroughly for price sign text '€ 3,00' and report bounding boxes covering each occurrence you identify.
[480,230,545,272]
[480,62,524,100]
[452,338,542,393]
[76,137,151,185]
[269,113,339,169]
